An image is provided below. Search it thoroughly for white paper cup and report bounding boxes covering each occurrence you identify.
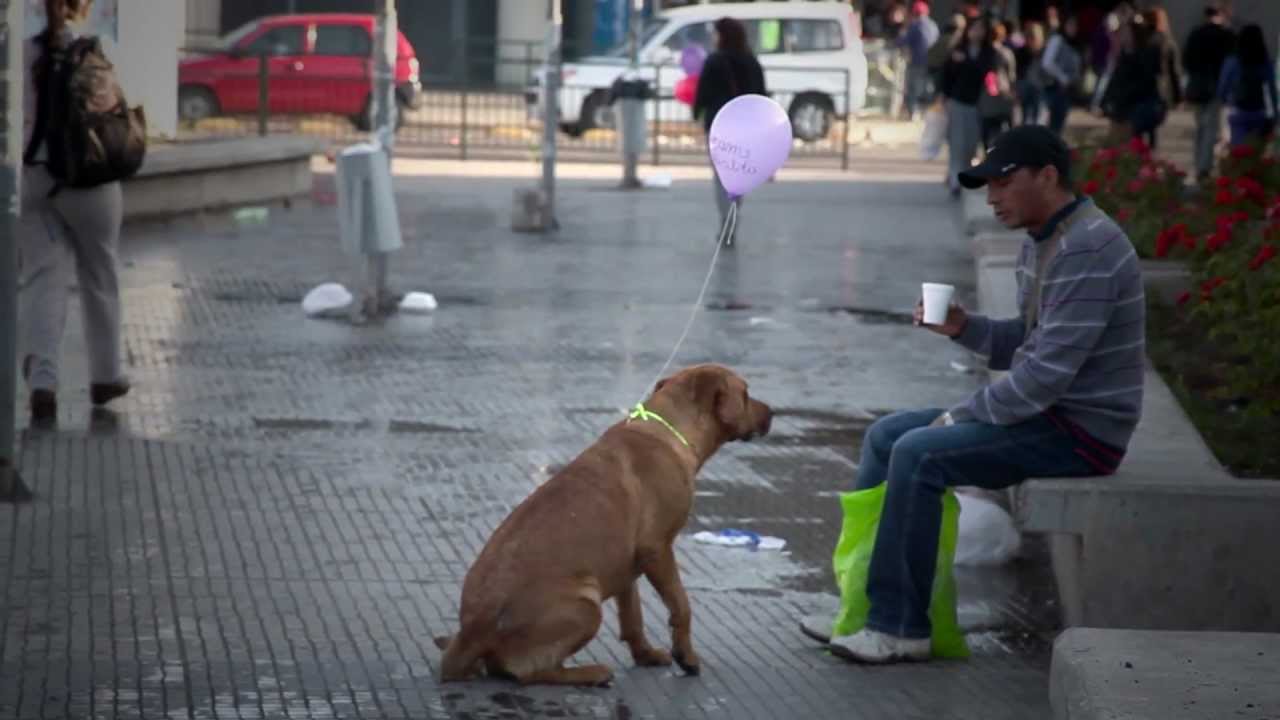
[921,283,955,325]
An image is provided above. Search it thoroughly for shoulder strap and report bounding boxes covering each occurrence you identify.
[1024,203,1106,339]
[23,32,57,166]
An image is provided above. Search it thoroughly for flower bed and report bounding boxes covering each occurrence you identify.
[1075,138,1280,477]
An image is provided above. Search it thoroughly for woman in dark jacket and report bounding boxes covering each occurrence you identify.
[1101,10,1182,148]
[1218,24,1278,148]
[694,18,766,243]
[941,15,995,197]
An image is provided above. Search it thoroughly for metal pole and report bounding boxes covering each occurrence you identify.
[540,0,562,230]
[842,68,851,171]
[366,0,397,317]
[1,0,31,503]
[619,0,642,188]
[257,52,269,136]
[652,62,660,167]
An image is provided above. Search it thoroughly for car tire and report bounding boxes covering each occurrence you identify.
[789,93,835,143]
[178,85,219,123]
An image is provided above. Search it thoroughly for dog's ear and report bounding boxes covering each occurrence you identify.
[715,379,746,430]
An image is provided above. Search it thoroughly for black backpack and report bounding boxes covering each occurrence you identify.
[23,32,147,194]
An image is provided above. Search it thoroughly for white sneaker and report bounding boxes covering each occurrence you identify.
[799,614,836,644]
[829,628,931,664]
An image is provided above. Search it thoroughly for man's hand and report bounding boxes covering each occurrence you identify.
[914,299,968,338]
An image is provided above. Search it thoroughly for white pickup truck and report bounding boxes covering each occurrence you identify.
[528,1,868,143]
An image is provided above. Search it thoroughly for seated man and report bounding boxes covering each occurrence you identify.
[831,125,1145,663]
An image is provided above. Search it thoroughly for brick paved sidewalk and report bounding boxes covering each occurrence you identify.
[2,166,1054,719]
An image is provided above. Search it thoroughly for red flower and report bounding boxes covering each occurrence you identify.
[1117,207,1134,222]
[1127,179,1146,194]
[1206,228,1232,253]
[1231,144,1258,159]
[1082,180,1101,195]
[1176,291,1192,306]
[1106,166,1119,181]
[1216,176,1234,189]
[1215,188,1236,206]
[1156,223,1193,257]
[1200,276,1228,301]
[1250,244,1277,271]
[1128,136,1151,156]
[1098,148,1120,163]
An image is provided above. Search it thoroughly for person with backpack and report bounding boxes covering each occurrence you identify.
[694,17,766,245]
[1040,16,1084,135]
[20,0,146,426]
[1217,24,1278,148]
[1182,5,1236,180]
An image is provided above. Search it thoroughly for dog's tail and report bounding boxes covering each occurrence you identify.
[437,624,492,682]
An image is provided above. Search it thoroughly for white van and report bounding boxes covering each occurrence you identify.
[530,1,868,143]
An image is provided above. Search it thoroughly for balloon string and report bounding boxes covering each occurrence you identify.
[637,199,738,406]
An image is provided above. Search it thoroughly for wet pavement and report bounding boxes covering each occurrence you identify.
[2,160,1057,718]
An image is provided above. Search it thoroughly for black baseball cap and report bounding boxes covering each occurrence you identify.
[957,125,1071,189]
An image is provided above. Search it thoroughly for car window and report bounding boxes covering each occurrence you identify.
[747,19,784,55]
[314,24,372,57]
[786,19,845,53]
[662,21,712,52]
[242,25,305,56]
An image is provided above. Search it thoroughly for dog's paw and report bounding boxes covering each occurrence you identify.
[672,647,701,676]
[632,646,674,667]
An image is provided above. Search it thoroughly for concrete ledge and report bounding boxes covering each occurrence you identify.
[123,136,323,221]
[1050,628,1280,720]
[1139,259,1193,306]
[967,222,1280,633]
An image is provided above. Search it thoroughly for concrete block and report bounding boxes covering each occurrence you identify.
[1140,259,1193,306]
[123,137,321,221]
[1050,628,1280,720]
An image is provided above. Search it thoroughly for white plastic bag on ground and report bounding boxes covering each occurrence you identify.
[302,282,352,318]
[919,103,948,161]
[399,291,439,314]
[955,492,1021,566]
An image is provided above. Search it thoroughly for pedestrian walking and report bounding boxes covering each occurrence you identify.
[899,1,940,120]
[1217,24,1278,148]
[1041,16,1085,135]
[1183,5,1236,180]
[940,15,995,197]
[1015,21,1047,125]
[693,17,766,245]
[20,0,140,426]
[980,19,1018,147]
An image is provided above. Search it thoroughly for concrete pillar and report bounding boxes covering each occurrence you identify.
[110,0,185,139]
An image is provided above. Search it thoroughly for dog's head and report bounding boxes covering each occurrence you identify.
[654,364,772,443]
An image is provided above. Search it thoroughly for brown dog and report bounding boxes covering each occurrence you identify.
[434,364,772,686]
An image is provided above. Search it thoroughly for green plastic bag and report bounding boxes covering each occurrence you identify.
[831,484,969,659]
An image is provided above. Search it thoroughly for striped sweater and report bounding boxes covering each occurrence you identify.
[951,198,1145,455]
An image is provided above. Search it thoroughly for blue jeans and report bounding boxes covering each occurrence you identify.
[1045,85,1070,135]
[855,409,1099,639]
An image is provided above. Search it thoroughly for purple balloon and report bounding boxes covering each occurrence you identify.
[708,94,793,199]
[680,45,707,76]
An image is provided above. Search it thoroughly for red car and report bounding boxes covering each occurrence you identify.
[179,13,422,130]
